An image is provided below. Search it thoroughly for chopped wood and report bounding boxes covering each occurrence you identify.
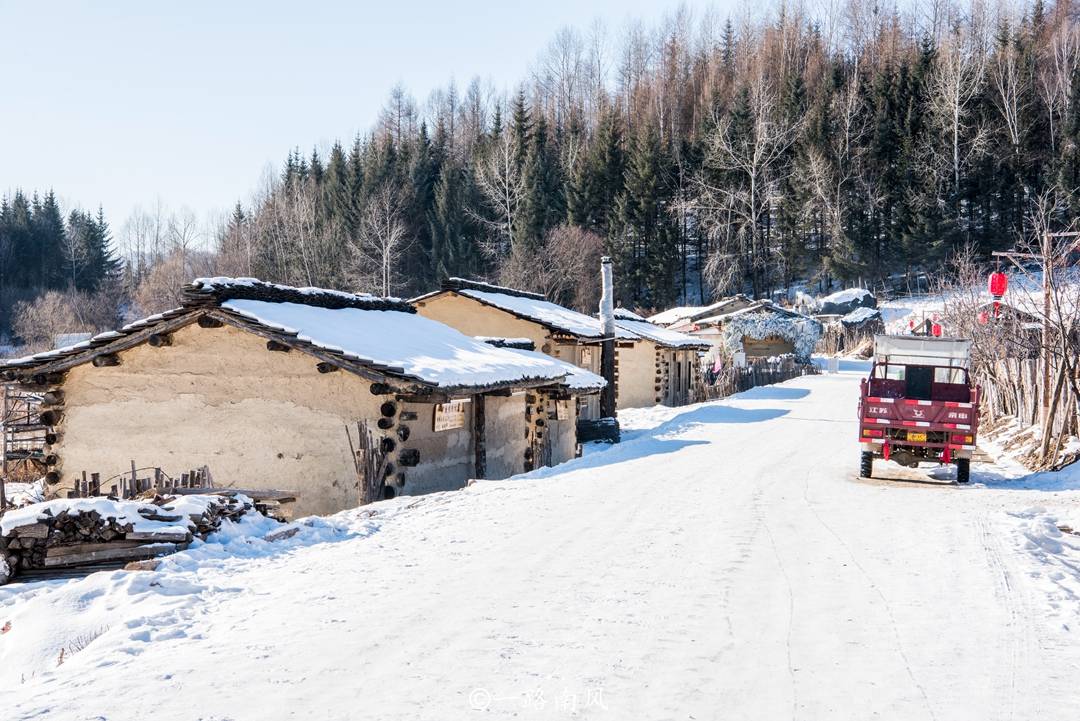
[263,526,301,542]
[10,523,49,539]
[124,558,162,572]
[46,540,147,557]
[43,542,180,568]
[125,531,192,543]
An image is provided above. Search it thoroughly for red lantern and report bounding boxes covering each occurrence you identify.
[931,322,943,337]
[908,319,915,329]
[988,271,1008,299]
[992,300,1001,318]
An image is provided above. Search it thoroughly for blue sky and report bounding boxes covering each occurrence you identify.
[1,0,723,232]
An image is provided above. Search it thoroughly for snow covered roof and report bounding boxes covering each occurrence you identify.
[821,287,873,305]
[612,317,710,349]
[694,299,813,326]
[1,278,595,394]
[613,308,646,321]
[840,306,883,326]
[500,348,607,393]
[648,296,753,327]
[420,278,639,340]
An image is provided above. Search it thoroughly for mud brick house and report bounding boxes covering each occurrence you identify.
[0,278,604,517]
[610,309,709,408]
[412,279,706,413]
[411,279,637,418]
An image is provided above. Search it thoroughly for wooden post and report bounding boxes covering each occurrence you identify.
[474,394,487,479]
[1042,229,1052,428]
[130,460,137,499]
[0,384,8,511]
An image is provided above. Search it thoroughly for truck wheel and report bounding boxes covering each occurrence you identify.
[956,458,970,484]
[860,451,873,478]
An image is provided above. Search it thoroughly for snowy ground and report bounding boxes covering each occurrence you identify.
[2,365,1080,720]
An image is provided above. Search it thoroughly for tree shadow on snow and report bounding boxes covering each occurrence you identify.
[970,464,1080,492]
[526,405,790,480]
[734,386,811,401]
[644,404,790,437]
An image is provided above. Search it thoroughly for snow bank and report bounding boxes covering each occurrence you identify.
[0,502,387,690]
[1002,507,1080,625]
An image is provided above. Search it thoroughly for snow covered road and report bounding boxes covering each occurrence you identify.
[3,366,1080,720]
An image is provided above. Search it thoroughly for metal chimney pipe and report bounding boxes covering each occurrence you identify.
[599,256,617,420]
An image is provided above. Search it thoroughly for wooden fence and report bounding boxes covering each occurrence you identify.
[697,356,819,402]
[976,358,1079,439]
[69,464,213,499]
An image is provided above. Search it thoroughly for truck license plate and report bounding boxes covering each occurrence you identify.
[907,431,927,442]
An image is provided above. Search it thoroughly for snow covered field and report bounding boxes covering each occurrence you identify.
[2,365,1080,720]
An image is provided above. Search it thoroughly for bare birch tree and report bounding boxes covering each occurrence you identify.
[351,186,412,297]
[928,26,988,195]
[696,70,802,296]
[472,132,525,259]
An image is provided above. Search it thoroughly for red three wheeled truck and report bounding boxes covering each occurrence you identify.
[858,335,980,483]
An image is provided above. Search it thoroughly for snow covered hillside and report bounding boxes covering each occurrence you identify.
[3,366,1080,720]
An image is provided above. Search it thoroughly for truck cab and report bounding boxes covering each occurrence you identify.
[858,335,980,483]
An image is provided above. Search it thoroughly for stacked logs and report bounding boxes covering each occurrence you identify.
[0,494,256,584]
[365,389,418,498]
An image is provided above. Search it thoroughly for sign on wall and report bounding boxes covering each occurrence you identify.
[555,399,570,421]
[433,399,467,432]
[579,347,594,366]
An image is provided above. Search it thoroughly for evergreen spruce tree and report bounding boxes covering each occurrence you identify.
[615,121,676,306]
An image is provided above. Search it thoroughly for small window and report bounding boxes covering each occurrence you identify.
[934,367,965,384]
[873,364,905,381]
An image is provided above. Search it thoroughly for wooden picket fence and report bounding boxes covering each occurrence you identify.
[70,463,213,499]
[698,356,818,402]
[976,358,1079,439]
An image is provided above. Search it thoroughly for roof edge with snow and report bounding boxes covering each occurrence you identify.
[184,277,414,313]
[1,279,590,396]
[441,277,546,302]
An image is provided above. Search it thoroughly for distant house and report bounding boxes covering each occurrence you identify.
[647,295,755,329]
[611,309,709,408]
[657,297,822,361]
[412,278,704,413]
[0,278,604,517]
[412,278,632,417]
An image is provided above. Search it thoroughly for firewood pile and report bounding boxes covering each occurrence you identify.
[0,493,257,584]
